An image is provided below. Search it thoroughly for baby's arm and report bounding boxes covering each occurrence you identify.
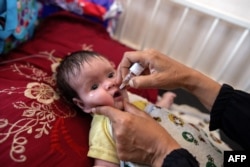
[93,159,119,167]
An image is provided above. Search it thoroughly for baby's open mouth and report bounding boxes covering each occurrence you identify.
[113,91,121,98]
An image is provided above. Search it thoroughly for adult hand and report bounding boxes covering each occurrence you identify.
[117,49,221,111]
[92,101,181,167]
[117,49,190,90]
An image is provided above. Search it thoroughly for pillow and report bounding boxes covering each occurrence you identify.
[0,11,157,166]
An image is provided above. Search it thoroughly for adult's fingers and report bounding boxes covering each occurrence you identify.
[121,49,154,67]
[128,73,160,89]
[117,50,150,83]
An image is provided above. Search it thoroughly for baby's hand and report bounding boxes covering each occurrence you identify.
[156,91,176,109]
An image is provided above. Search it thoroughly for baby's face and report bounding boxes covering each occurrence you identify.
[69,57,127,113]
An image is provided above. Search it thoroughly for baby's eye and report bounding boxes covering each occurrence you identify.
[91,84,98,90]
[108,72,115,78]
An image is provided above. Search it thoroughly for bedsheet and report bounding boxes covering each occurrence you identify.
[170,104,232,151]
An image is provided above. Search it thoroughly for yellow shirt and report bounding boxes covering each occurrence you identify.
[87,114,118,164]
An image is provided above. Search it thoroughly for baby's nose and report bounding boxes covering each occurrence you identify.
[104,80,116,90]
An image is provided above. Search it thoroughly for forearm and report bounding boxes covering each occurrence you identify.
[151,135,181,167]
[182,69,221,111]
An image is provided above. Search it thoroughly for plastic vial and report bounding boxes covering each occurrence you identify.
[119,63,145,89]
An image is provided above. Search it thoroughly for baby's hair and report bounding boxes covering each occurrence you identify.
[56,50,105,108]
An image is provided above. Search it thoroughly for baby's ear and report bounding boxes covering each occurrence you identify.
[72,98,92,113]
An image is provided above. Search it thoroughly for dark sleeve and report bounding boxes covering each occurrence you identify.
[209,84,250,149]
[162,148,199,167]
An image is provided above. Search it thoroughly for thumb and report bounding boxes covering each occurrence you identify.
[129,74,158,89]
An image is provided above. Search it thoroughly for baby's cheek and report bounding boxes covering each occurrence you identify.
[92,93,114,106]
[98,97,114,106]
[85,90,115,107]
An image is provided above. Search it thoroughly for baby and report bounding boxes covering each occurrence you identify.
[56,50,223,167]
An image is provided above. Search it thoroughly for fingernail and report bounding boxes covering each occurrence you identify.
[129,79,135,87]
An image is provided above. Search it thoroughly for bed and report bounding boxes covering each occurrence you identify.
[0,0,248,166]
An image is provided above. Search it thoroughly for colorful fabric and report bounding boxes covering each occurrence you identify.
[0,0,122,54]
[40,0,123,35]
[41,0,122,22]
[0,0,39,54]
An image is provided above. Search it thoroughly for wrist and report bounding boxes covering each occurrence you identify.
[181,67,200,92]
[183,69,221,111]
[151,134,181,167]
